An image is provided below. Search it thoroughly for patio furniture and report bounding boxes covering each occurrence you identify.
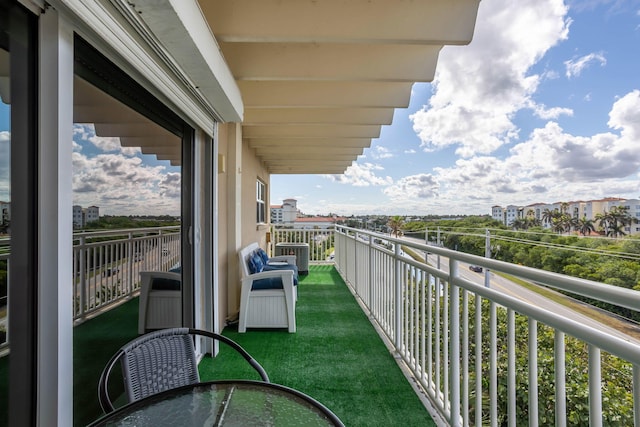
[138,271,182,334]
[275,242,310,274]
[238,243,298,333]
[90,380,345,426]
[97,327,270,413]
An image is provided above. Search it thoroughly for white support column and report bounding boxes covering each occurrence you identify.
[192,129,204,327]
[210,126,219,336]
[38,8,74,425]
[193,127,217,355]
[226,123,242,319]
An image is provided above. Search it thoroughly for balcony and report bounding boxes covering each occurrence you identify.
[65,263,433,426]
[3,225,640,426]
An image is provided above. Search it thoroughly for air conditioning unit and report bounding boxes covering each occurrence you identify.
[275,242,309,275]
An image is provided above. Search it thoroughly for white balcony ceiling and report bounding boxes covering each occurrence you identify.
[70,0,480,173]
[199,0,480,174]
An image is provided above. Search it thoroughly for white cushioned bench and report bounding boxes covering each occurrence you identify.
[238,243,297,333]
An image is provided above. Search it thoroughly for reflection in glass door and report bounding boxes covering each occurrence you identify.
[0,15,12,427]
[1,1,38,425]
[0,47,8,350]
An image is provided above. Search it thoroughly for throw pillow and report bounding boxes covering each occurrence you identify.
[257,248,269,264]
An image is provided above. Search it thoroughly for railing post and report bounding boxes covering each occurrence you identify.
[78,236,86,317]
[528,319,538,427]
[368,234,373,311]
[394,242,402,351]
[353,230,358,291]
[634,364,640,427]
[484,229,491,288]
[127,232,134,295]
[588,345,603,427]
[450,259,461,426]
[424,227,429,264]
[555,331,567,427]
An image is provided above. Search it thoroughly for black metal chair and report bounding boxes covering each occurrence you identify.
[98,327,270,413]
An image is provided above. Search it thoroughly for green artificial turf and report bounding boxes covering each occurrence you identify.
[0,351,7,427]
[199,264,435,427]
[1,265,435,426]
[73,298,139,427]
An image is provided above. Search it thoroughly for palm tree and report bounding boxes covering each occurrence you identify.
[525,209,541,228]
[609,206,638,237]
[594,206,637,238]
[387,215,405,238]
[595,211,611,236]
[541,208,555,227]
[551,217,565,234]
[576,216,595,236]
[512,218,527,230]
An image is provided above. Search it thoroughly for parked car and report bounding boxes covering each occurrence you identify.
[469,265,483,273]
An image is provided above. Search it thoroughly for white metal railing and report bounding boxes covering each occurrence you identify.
[72,227,180,321]
[0,227,180,351]
[333,225,640,426]
[270,225,335,262]
[0,238,8,350]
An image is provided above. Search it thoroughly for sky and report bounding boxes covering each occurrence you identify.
[272,0,640,216]
[1,0,639,218]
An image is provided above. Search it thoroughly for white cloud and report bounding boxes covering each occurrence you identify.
[323,163,393,187]
[386,90,640,214]
[404,149,417,154]
[383,174,439,199]
[410,0,570,157]
[0,131,9,141]
[74,124,140,156]
[607,89,640,140]
[528,101,573,120]
[564,52,607,78]
[371,145,393,159]
[72,150,180,215]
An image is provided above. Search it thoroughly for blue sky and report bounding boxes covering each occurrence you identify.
[2,0,639,217]
[272,0,640,216]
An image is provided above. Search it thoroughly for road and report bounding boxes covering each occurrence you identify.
[401,236,640,345]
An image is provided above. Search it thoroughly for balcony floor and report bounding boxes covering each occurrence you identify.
[3,265,435,426]
[201,265,434,426]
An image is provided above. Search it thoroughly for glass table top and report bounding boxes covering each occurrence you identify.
[91,380,343,427]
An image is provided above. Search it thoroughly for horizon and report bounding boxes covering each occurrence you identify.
[2,0,639,217]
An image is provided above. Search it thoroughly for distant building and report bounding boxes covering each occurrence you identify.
[491,197,639,235]
[291,216,341,230]
[270,198,299,224]
[271,198,343,229]
[608,198,640,235]
[0,201,10,226]
[73,205,100,228]
[85,206,100,223]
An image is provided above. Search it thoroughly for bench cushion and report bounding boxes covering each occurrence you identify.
[244,246,299,290]
[251,276,299,290]
[263,263,299,276]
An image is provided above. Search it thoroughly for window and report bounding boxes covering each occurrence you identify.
[256,179,266,224]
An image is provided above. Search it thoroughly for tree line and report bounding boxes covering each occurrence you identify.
[510,204,637,238]
[402,215,640,322]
